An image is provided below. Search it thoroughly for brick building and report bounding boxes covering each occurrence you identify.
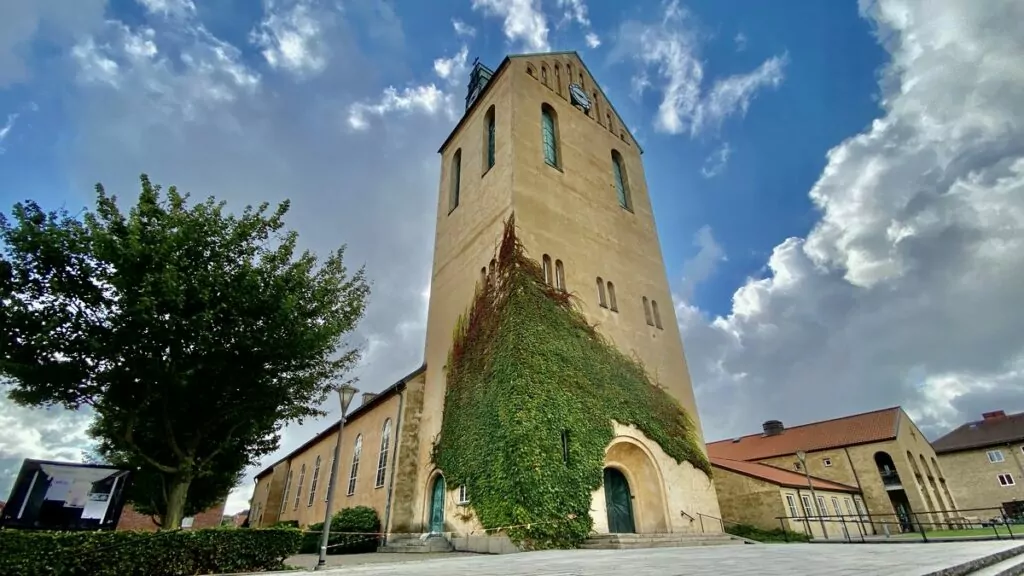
[116,502,226,531]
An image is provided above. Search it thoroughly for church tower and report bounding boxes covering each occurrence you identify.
[386,52,723,540]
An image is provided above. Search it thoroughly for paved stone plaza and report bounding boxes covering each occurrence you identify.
[279,541,1023,576]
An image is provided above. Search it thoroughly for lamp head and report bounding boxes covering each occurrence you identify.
[337,384,358,414]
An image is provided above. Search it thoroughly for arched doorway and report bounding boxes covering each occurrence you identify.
[603,468,636,533]
[428,475,445,534]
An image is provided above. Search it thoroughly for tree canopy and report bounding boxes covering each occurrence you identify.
[0,175,370,529]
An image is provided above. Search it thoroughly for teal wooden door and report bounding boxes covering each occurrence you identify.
[429,476,445,533]
[604,468,636,533]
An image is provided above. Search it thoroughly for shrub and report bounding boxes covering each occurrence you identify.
[0,527,302,576]
[299,506,381,555]
[725,523,810,543]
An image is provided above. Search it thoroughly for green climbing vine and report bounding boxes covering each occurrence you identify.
[431,214,710,550]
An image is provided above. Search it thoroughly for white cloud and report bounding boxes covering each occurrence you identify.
[250,0,332,77]
[700,142,731,178]
[681,0,1024,443]
[347,84,451,131]
[0,113,19,152]
[734,32,748,52]
[136,0,196,19]
[471,0,549,53]
[617,0,787,136]
[556,0,600,48]
[585,32,601,49]
[433,45,469,84]
[452,18,476,37]
[679,226,727,302]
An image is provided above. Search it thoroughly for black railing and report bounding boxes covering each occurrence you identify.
[878,469,902,487]
[773,506,1020,543]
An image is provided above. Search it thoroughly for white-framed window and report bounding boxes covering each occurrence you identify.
[348,435,363,496]
[817,496,829,518]
[831,496,842,516]
[998,473,1015,487]
[823,458,833,467]
[324,457,335,502]
[801,495,813,517]
[375,419,392,488]
[844,498,854,516]
[307,456,321,507]
[785,494,799,518]
[280,469,293,515]
[293,464,306,510]
[458,485,470,505]
[987,450,1005,463]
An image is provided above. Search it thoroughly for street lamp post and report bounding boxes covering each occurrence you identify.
[315,384,358,571]
[796,450,829,539]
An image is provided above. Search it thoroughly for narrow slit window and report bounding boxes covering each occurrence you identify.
[643,297,654,326]
[554,64,562,97]
[651,299,663,329]
[596,277,607,307]
[542,254,553,285]
[489,258,497,282]
[541,105,559,168]
[484,106,496,171]
[481,267,487,285]
[607,282,618,312]
[555,259,566,291]
[449,149,462,213]
[541,65,548,86]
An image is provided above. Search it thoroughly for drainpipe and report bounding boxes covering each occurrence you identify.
[381,385,406,547]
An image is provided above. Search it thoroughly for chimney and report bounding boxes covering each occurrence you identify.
[361,392,378,406]
[762,420,785,436]
[982,410,1006,420]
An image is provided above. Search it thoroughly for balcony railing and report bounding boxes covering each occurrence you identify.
[879,469,902,487]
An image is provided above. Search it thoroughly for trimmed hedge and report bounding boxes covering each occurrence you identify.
[299,506,381,555]
[0,527,302,576]
[726,523,810,543]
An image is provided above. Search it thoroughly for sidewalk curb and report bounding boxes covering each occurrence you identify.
[922,544,1024,576]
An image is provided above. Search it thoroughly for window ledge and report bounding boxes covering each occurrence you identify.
[545,160,563,173]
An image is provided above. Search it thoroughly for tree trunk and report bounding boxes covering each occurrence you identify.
[162,473,192,531]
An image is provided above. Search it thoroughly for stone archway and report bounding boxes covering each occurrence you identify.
[602,437,669,534]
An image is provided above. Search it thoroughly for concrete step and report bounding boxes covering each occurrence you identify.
[581,533,747,550]
[378,535,454,554]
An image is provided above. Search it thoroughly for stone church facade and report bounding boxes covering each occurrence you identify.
[250,52,724,543]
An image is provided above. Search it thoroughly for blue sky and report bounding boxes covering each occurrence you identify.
[2,0,1023,514]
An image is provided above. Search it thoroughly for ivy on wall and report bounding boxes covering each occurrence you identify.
[431,214,710,550]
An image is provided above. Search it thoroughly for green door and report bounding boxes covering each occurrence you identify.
[429,476,446,533]
[604,468,636,533]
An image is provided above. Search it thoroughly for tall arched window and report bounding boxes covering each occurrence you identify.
[541,65,548,86]
[607,281,618,312]
[555,259,566,291]
[375,419,392,488]
[480,266,487,285]
[591,91,599,119]
[554,64,562,97]
[606,112,613,132]
[643,297,654,326]
[307,456,322,507]
[651,299,663,329]
[489,258,497,282]
[293,464,306,510]
[323,456,335,502]
[484,106,496,172]
[612,150,632,210]
[542,254,553,285]
[541,105,559,168]
[347,434,363,496]
[449,149,462,213]
[596,277,607,307]
[280,469,293,515]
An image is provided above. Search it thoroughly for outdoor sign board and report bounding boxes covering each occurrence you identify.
[0,458,132,531]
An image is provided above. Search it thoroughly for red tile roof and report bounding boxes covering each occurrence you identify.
[707,407,902,462]
[932,411,1024,454]
[711,458,860,493]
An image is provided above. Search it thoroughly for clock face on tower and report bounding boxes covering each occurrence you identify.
[569,83,591,112]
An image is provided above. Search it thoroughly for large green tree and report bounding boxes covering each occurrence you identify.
[0,175,370,529]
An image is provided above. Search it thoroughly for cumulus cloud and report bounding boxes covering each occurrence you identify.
[681,0,1024,443]
[347,84,452,131]
[433,45,470,84]
[700,142,731,178]
[452,18,476,37]
[471,0,549,52]
[250,0,335,77]
[556,0,600,48]
[616,0,786,136]
[136,0,196,19]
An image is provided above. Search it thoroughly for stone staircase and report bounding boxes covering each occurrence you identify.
[378,533,454,554]
[580,532,752,550]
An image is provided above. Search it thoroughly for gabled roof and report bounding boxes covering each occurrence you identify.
[254,364,425,479]
[711,458,860,493]
[932,411,1024,454]
[707,407,902,462]
[438,51,643,155]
